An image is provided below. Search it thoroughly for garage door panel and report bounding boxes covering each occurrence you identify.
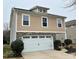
[22,35,53,53]
[38,39,52,50]
[23,39,38,48]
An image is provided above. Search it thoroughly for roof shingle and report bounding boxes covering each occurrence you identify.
[65,20,76,27]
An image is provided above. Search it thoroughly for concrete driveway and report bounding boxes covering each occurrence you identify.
[22,50,75,59]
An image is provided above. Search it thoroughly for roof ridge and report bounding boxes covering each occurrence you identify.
[11,7,66,18]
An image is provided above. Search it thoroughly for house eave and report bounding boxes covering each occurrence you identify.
[13,7,67,18]
[16,31,65,34]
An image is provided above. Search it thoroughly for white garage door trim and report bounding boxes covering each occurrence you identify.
[22,35,54,53]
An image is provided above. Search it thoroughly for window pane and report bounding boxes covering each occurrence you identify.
[23,15,29,25]
[39,36,45,38]
[43,23,47,26]
[40,9,42,12]
[23,36,30,39]
[23,15,29,21]
[58,20,61,24]
[42,17,47,27]
[43,10,46,13]
[58,24,61,27]
[46,36,51,38]
[43,18,47,23]
[57,18,62,27]
[23,21,29,25]
[32,36,38,38]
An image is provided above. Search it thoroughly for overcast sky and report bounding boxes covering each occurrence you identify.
[3,0,76,24]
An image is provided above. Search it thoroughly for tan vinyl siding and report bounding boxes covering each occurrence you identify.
[16,12,65,32]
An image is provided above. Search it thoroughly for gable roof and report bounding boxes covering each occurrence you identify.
[65,20,76,27]
[30,6,49,10]
[13,7,66,18]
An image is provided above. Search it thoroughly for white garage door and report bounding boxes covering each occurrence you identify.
[22,35,54,53]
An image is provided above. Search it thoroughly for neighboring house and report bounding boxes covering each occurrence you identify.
[65,20,76,44]
[10,6,66,52]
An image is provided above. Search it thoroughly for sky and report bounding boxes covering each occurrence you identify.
[3,0,76,24]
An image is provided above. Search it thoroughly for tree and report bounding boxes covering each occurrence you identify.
[3,30,10,44]
[63,0,76,7]
[3,22,10,44]
[3,23,9,30]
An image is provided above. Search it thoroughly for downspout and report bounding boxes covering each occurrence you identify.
[65,27,67,39]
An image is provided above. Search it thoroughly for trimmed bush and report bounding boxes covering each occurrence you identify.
[64,39,72,46]
[62,43,65,47]
[54,40,62,50]
[11,39,24,57]
[64,39,73,51]
[65,46,76,53]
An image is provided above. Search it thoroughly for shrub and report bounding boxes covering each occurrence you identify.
[64,39,72,46]
[3,38,10,44]
[64,39,73,50]
[11,39,24,57]
[54,40,62,50]
[62,43,65,47]
[65,46,76,53]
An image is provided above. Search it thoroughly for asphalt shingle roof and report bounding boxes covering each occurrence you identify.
[13,7,66,18]
[65,20,76,27]
[30,6,49,10]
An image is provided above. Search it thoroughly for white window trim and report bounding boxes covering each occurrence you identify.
[41,16,48,28]
[22,14,30,26]
[57,18,63,28]
[37,8,38,12]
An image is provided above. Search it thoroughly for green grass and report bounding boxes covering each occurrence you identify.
[3,44,11,58]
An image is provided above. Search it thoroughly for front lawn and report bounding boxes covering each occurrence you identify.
[3,44,11,58]
[3,44,23,59]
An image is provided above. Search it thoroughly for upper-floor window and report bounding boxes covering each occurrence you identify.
[38,9,47,13]
[57,18,62,28]
[43,10,47,13]
[22,14,30,26]
[41,17,48,28]
[39,9,42,12]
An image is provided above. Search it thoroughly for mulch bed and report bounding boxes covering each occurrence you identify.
[3,57,23,59]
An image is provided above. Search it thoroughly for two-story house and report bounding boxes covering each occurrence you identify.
[10,6,66,52]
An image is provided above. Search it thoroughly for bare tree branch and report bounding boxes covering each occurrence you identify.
[63,0,76,8]
[3,23,9,30]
